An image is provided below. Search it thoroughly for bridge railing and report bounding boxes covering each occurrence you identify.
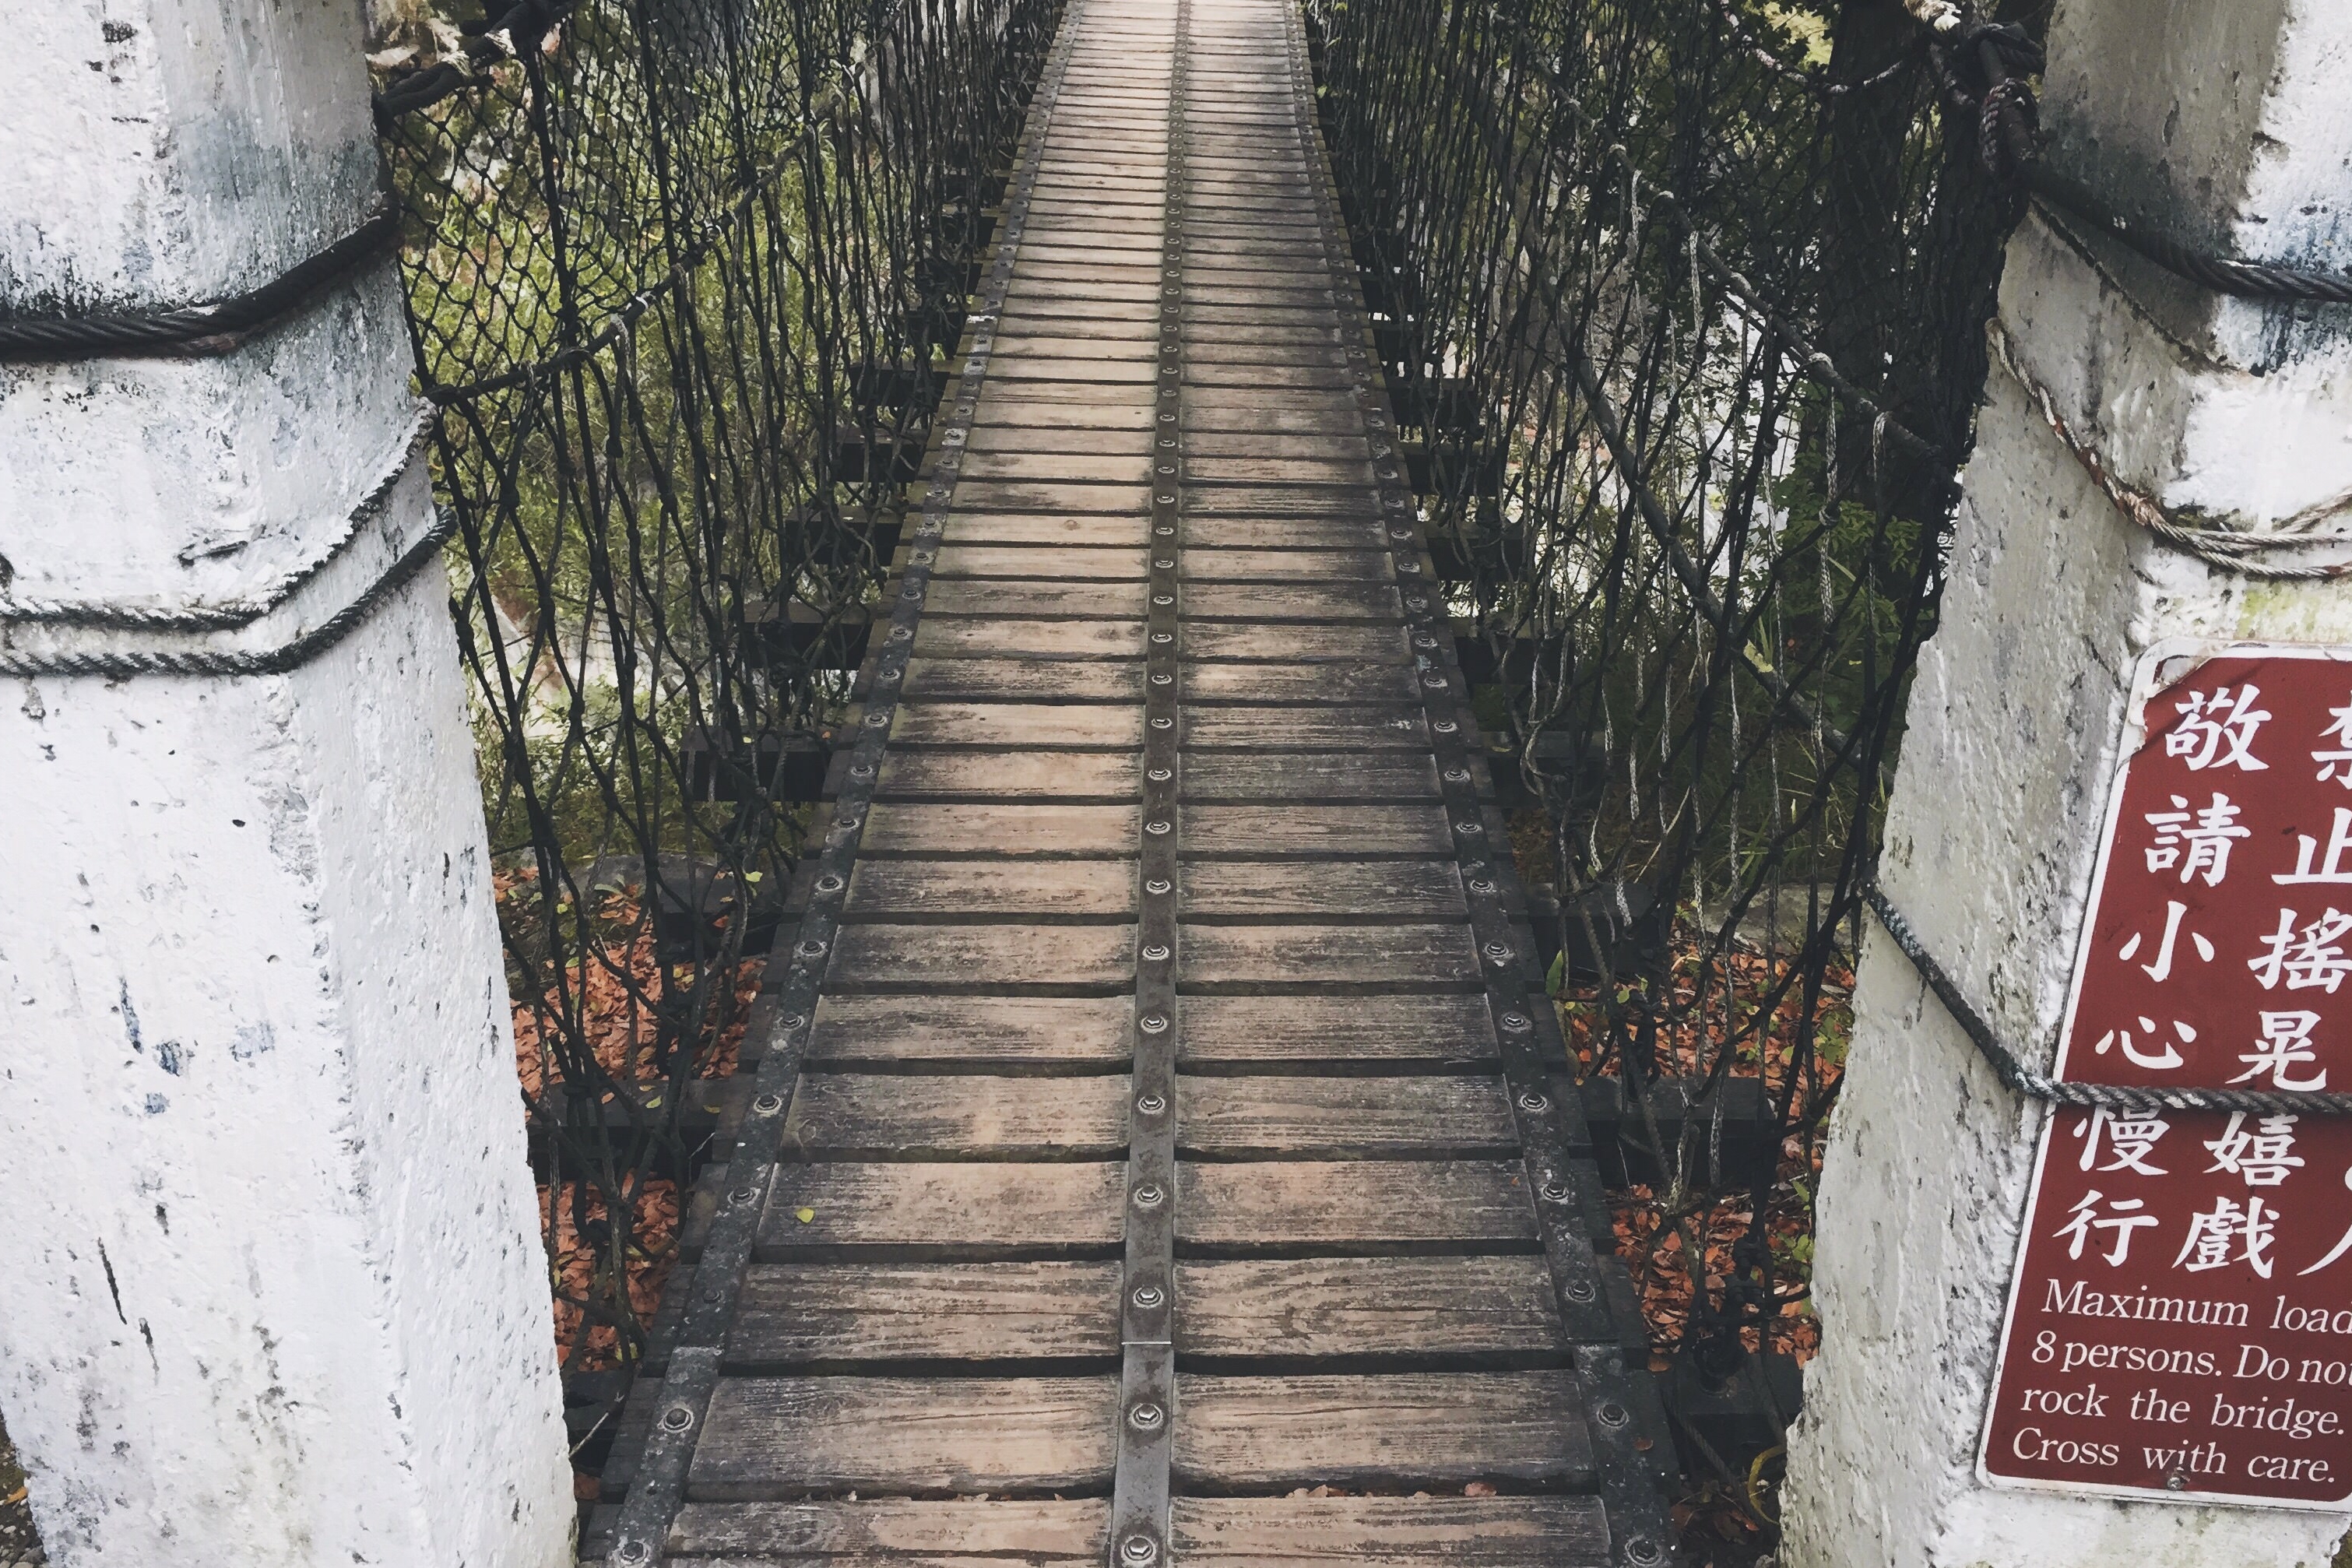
[1306,0,2033,1460]
[370,0,1055,1388]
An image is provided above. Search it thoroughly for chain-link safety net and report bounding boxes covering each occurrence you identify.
[1305,0,2045,1524]
[370,0,1056,1426]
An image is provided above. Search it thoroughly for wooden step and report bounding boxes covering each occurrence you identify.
[1172,1372,1594,1488]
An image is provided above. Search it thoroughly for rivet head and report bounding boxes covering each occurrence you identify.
[1143,944,1171,962]
[1137,1092,1168,1115]
[1155,525,1176,537]
[729,1185,758,1206]
[1133,1183,1165,1208]
[1541,1180,1572,1204]
[1423,673,1449,689]
[1431,717,1454,732]
[1121,1535,1161,1566]
[1148,765,1172,782]
[1141,1013,1169,1034]
[1397,559,1420,573]
[2164,1473,2189,1491]
[1128,1401,1166,1430]
[1468,877,1496,894]
[1151,630,1174,643]
[1456,821,1483,835]
[1133,1283,1165,1309]
[1566,1280,1598,1303]
[660,1405,694,1433]
[1151,715,1174,730]
[1626,1539,1664,1566]
[1157,466,1176,477]
[1151,672,1175,686]
[1519,1091,1550,1113]
[1484,941,1512,962]
[1159,412,1177,421]
[1152,593,1176,606]
[753,1092,786,1115]
[850,761,876,779]
[1444,768,1471,783]
[1146,818,1172,835]
[866,712,889,727]
[1391,528,1414,540]
[815,874,845,894]
[1154,557,1176,569]
[1501,1011,1531,1031]
[796,938,829,959]
[1146,878,1172,895]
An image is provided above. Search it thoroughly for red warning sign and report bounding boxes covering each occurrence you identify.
[1981,642,2352,1507]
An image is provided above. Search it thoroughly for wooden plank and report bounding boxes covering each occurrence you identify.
[1179,995,1498,1067]
[1180,860,1465,919]
[1182,706,1429,751]
[1182,517,1391,551]
[1178,1076,1517,1157]
[903,657,1144,703]
[690,1376,1118,1496]
[670,1499,1110,1563]
[1176,923,1482,990]
[945,481,1151,514]
[965,427,1155,455]
[827,923,1136,992]
[920,579,1151,618]
[1169,1496,1609,1566]
[1182,627,1408,665]
[760,1163,1125,1256]
[728,1262,1121,1365]
[1172,1373,1593,1489]
[939,514,1151,547]
[874,750,1142,800]
[1181,752,1443,802]
[787,1074,1128,1158]
[1183,660,1422,703]
[1175,1256,1561,1358]
[1182,803,1453,856]
[860,803,1138,856]
[959,451,1155,482]
[932,545,1149,579]
[807,996,1133,1067]
[1176,1160,1536,1248]
[891,701,1144,748]
[914,617,1144,659]
[846,859,1137,919]
[1182,582,1401,621]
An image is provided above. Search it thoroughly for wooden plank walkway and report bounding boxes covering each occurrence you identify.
[596,1,1674,1563]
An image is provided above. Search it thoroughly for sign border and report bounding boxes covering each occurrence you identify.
[1975,635,2352,1510]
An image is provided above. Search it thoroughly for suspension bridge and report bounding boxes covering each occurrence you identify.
[584,0,1673,1561]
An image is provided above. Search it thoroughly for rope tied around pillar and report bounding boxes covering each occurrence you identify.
[1865,880,2352,1117]
[0,200,400,363]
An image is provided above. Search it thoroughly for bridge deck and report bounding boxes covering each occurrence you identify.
[602,0,1670,1561]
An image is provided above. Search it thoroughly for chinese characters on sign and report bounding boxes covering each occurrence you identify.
[1981,645,2352,1508]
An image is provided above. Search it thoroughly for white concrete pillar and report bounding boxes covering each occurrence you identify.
[1783,1,2352,1564]
[0,5,571,1566]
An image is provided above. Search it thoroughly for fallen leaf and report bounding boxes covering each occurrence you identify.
[1464,1482,1496,1497]
[795,1207,817,1223]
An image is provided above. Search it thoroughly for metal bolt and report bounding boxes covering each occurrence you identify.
[1121,1535,1161,1566]
[1456,820,1483,835]
[1140,1013,1169,1034]
[1146,878,1172,895]
[1468,877,1495,894]
[1391,528,1414,540]
[1423,673,1448,689]
[2165,1473,2188,1492]
[1407,596,1429,612]
[1133,1183,1165,1209]
[1518,1091,1550,1113]
[816,874,845,894]
[1597,1401,1629,1429]
[850,761,875,779]
[1148,766,1172,782]
[1565,1280,1597,1303]
[889,624,912,642]
[1152,593,1176,606]
[1444,768,1471,784]
[1397,559,1420,574]
[1151,672,1174,687]
[1137,1092,1168,1115]
[1501,1011,1531,1031]
[795,939,828,959]
[1541,1180,1572,1204]
[1159,437,1177,448]
[1146,819,1172,835]
[1625,1539,1664,1566]
[782,1013,808,1030]
[1484,941,1513,962]
[1128,1401,1166,1431]
[1160,411,1177,421]
[866,711,888,727]
[1157,466,1176,478]
[834,814,861,831]
[753,1092,785,1115]
[1143,944,1171,962]
[1155,525,1176,537]
[1431,717,1455,733]
[729,1185,758,1206]
[617,1541,652,1564]
[1133,1283,1165,1310]
[1151,715,1174,730]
